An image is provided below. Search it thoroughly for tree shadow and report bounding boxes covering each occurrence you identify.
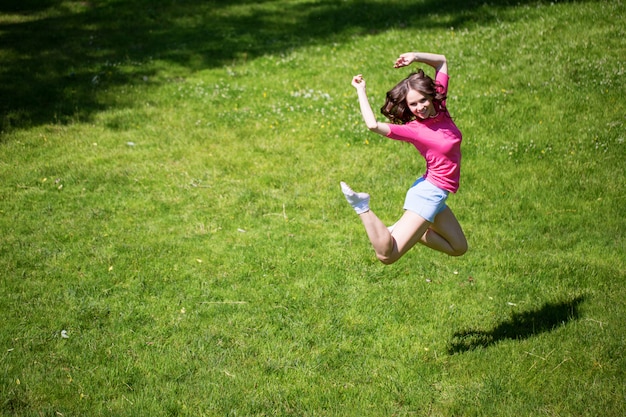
[0,0,590,133]
[447,295,586,354]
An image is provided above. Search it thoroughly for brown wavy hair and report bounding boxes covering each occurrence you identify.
[380,69,446,124]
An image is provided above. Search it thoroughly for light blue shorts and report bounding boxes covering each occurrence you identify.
[403,177,449,223]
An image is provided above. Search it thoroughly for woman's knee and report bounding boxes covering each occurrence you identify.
[376,251,399,265]
[450,239,468,256]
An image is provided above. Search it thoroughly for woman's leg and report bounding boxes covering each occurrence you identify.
[358,209,431,264]
[419,206,467,256]
[341,181,439,264]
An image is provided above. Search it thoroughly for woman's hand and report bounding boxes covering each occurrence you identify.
[394,53,415,68]
[352,74,366,89]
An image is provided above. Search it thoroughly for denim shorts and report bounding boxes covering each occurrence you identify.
[403,177,449,222]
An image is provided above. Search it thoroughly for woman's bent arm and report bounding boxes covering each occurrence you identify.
[395,52,447,74]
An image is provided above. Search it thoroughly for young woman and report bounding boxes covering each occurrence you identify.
[341,51,467,264]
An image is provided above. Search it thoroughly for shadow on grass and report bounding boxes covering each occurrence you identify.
[447,295,586,354]
[1,0,590,133]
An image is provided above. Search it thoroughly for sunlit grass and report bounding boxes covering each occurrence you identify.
[1,0,625,416]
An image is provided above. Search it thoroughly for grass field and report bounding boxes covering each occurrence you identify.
[1,0,625,416]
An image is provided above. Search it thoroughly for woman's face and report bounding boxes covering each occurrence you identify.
[406,89,435,119]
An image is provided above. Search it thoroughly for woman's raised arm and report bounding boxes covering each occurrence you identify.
[394,52,447,74]
[351,75,391,136]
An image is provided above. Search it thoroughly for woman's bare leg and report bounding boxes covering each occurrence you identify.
[419,207,467,256]
[359,210,431,264]
[357,210,394,262]
[341,181,459,264]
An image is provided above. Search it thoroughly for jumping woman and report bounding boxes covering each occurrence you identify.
[341,51,468,264]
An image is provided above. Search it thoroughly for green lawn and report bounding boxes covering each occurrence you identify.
[1,0,625,416]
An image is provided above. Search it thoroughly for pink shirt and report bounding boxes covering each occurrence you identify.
[386,72,462,193]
